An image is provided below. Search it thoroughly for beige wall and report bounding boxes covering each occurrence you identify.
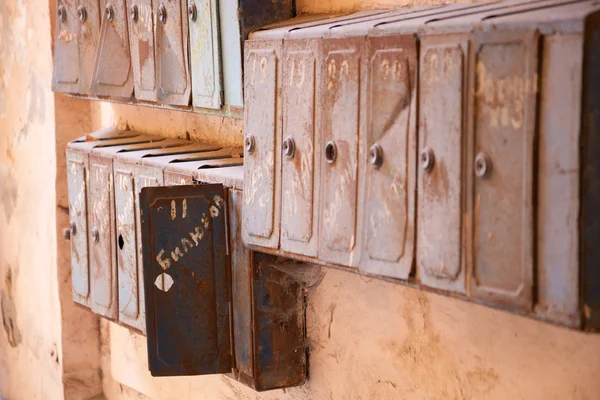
[2,0,600,399]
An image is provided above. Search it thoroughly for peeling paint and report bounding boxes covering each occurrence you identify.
[1,268,22,348]
[0,164,18,223]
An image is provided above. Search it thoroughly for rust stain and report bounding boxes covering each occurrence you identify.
[1,267,22,348]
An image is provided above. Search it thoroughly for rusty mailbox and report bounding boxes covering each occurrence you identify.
[109,142,225,332]
[241,11,406,259]
[53,0,102,95]
[91,0,135,98]
[467,0,600,329]
[66,130,162,318]
[139,156,306,389]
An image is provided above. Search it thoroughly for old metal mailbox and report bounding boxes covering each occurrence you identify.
[155,0,191,105]
[318,36,365,268]
[471,0,600,329]
[53,0,101,95]
[280,38,320,257]
[354,23,418,280]
[187,0,222,109]
[126,0,156,102]
[242,39,282,250]
[141,184,231,376]
[91,0,134,98]
[470,30,538,310]
[66,130,152,311]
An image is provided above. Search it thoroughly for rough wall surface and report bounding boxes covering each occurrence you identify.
[0,0,63,398]
[2,0,600,399]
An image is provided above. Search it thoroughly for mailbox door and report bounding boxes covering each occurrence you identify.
[242,40,282,250]
[141,184,231,376]
[361,35,417,280]
[318,37,366,267]
[126,0,157,101]
[88,155,118,319]
[154,0,191,105]
[53,0,81,93]
[79,0,102,94]
[280,38,320,257]
[416,35,468,294]
[469,30,539,310]
[66,150,91,307]
[188,0,223,109]
[91,0,134,98]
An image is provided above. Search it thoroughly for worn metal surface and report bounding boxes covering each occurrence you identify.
[242,39,282,250]
[361,34,416,280]
[318,36,365,268]
[228,189,254,382]
[218,0,245,108]
[66,150,91,307]
[280,38,320,257]
[468,30,538,310]
[88,154,118,319]
[154,0,191,105]
[53,0,102,94]
[141,184,231,376]
[416,36,467,294]
[126,0,156,101]
[251,253,306,390]
[188,0,222,109]
[535,34,582,327]
[582,10,600,331]
[91,0,134,98]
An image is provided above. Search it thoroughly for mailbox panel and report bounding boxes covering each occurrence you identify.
[318,37,364,267]
[91,0,134,98]
[242,40,282,249]
[141,185,231,376]
[469,31,538,309]
[280,39,320,257]
[66,152,90,306]
[53,0,80,93]
[88,155,118,319]
[127,0,157,101]
[188,0,223,109]
[361,35,417,280]
[417,37,467,293]
[154,0,191,105]
[80,0,102,94]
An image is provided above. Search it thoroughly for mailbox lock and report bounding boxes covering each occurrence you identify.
[57,4,66,22]
[325,141,337,164]
[105,3,114,21]
[158,4,167,23]
[77,5,87,22]
[283,137,295,159]
[420,147,435,173]
[130,4,138,21]
[92,228,100,244]
[369,144,383,169]
[245,135,256,155]
[188,3,197,21]
[474,152,491,178]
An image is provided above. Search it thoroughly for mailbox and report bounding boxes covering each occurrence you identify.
[52,0,102,95]
[91,0,135,98]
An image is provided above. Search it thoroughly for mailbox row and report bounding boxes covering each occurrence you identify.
[66,130,306,388]
[52,0,293,111]
[241,0,600,330]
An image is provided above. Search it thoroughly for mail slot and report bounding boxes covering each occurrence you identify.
[91,0,134,98]
[52,0,101,95]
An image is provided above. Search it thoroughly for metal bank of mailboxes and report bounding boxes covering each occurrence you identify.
[52,0,294,111]
[242,0,600,330]
[66,130,305,389]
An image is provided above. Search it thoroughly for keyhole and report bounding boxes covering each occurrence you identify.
[118,234,124,250]
[325,141,337,164]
